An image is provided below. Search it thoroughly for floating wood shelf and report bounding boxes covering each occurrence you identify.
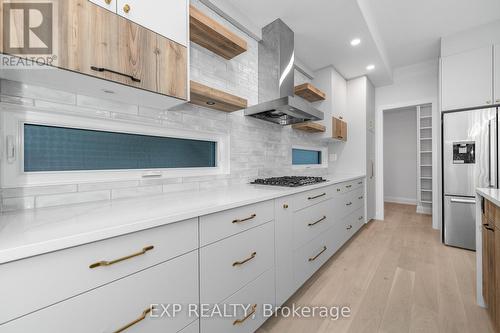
[189,5,248,60]
[189,81,248,112]
[294,83,326,102]
[292,122,326,133]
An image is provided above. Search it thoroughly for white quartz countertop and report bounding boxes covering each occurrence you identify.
[0,174,365,264]
[477,188,500,207]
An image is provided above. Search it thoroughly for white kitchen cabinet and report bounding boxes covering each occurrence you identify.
[88,0,116,11]
[495,44,500,104]
[1,251,199,333]
[441,46,493,111]
[116,0,188,46]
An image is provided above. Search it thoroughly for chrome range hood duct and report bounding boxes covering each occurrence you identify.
[244,19,323,125]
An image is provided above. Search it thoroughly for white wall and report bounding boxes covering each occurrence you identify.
[383,108,417,204]
[375,60,439,228]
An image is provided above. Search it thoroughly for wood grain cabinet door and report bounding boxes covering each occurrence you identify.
[484,225,490,307]
[496,226,500,331]
[58,1,127,85]
[156,37,187,100]
[341,120,348,141]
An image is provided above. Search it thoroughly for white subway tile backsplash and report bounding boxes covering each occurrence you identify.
[111,185,163,200]
[77,181,140,192]
[77,95,139,115]
[35,191,111,209]
[2,197,35,211]
[2,185,78,198]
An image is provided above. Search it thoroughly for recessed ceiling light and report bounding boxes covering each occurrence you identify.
[366,64,375,71]
[350,38,361,46]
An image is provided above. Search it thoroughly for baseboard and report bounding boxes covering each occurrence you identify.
[416,205,432,215]
[384,196,417,205]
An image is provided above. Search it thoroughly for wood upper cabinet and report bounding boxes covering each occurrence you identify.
[441,46,493,111]
[116,0,188,46]
[57,0,186,100]
[333,117,347,141]
[495,44,500,104]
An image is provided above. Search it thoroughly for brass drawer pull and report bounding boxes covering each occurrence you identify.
[346,202,352,206]
[358,216,364,221]
[233,252,257,267]
[308,193,326,200]
[123,4,131,13]
[346,185,352,189]
[485,226,495,232]
[358,196,364,200]
[232,214,256,224]
[90,66,141,83]
[113,307,152,333]
[358,181,363,185]
[308,216,327,227]
[233,304,257,325]
[105,0,112,4]
[346,225,353,230]
[89,246,154,269]
[309,246,327,262]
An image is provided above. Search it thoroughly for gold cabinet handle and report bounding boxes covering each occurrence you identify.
[358,196,364,200]
[346,202,352,206]
[358,181,363,185]
[105,0,112,4]
[309,246,327,262]
[283,204,289,209]
[358,216,364,221]
[113,307,152,333]
[233,252,257,267]
[346,225,353,230]
[123,4,131,13]
[233,304,257,325]
[232,214,256,224]
[308,216,327,227]
[308,193,326,200]
[346,185,352,189]
[89,246,154,269]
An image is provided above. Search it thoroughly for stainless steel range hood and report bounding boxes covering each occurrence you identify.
[244,19,323,125]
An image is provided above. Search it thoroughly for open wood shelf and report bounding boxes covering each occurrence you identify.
[189,81,248,112]
[189,5,247,60]
[292,122,326,133]
[294,83,326,102]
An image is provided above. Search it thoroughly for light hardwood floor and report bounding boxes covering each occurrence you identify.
[258,203,494,333]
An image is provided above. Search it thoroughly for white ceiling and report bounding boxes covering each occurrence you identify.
[214,0,500,86]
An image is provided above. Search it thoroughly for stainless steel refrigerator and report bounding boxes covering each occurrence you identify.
[443,107,498,250]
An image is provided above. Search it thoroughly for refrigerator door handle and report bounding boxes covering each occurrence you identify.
[450,198,476,204]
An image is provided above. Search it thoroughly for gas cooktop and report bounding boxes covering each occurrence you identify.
[250,176,328,187]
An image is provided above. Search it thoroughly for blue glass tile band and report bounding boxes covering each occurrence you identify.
[292,148,322,165]
[24,124,217,172]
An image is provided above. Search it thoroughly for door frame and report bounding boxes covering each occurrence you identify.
[375,97,440,229]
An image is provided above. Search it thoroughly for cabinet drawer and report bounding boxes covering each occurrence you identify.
[1,251,199,333]
[200,200,274,246]
[0,218,197,324]
[292,186,334,211]
[335,188,364,220]
[200,222,274,304]
[293,231,335,288]
[293,199,333,249]
[331,178,364,195]
[201,269,275,333]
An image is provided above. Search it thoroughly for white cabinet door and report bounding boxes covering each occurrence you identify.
[495,44,500,104]
[116,0,188,46]
[88,0,116,12]
[441,46,493,111]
